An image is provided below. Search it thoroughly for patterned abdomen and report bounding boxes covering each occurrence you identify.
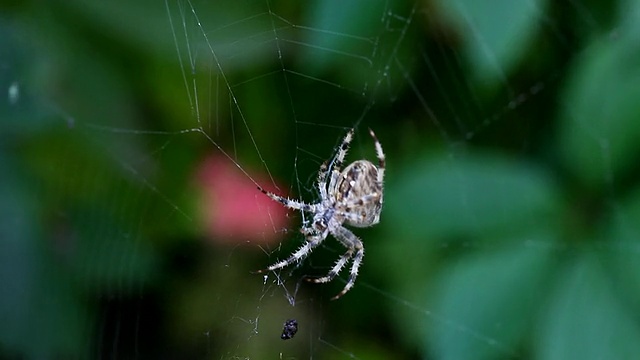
[335,160,383,227]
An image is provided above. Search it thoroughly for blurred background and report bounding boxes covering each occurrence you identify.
[3,0,640,359]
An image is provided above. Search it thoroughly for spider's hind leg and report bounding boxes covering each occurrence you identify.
[307,225,364,300]
[332,242,363,300]
[305,248,353,284]
[257,230,326,273]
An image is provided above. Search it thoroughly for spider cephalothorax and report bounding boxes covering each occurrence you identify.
[257,128,385,299]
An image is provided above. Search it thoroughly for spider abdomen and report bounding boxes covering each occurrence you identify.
[335,160,383,227]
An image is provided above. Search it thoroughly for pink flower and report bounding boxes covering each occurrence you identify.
[196,155,290,246]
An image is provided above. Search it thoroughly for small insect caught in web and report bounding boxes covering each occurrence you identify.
[281,319,298,340]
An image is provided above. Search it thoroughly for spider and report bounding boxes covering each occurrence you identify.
[257,128,385,300]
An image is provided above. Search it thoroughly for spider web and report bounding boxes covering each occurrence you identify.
[3,0,640,358]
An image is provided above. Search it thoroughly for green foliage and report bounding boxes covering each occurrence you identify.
[536,253,640,360]
[436,0,547,87]
[559,26,640,187]
[2,0,640,358]
[429,244,555,360]
[378,0,640,359]
[389,154,561,241]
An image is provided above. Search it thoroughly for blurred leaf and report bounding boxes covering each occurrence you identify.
[382,152,561,354]
[603,186,640,312]
[26,260,91,358]
[68,206,159,294]
[61,0,176,59]
[435,0,546,86]
[387,152,561,243]
[619,0,640,43]
[535,252,640,359]
[0,20,59,136]
[0,155,38,355]
[300,0,384,84]
[425,241,555,360]
[24,132,160,293]
[558,23,640,186]
[0,155,89,358]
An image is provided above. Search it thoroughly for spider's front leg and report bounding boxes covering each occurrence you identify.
[257,186,317,213]
[331,128,355,173]
[317,161,329,200]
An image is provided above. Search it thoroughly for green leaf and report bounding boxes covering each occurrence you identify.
[0,156,90,357]
[536,252,640,359]
[299,0,384,82]
[602,186,640,313]
[425,242,555,360]
[435,0,546,85]
[619,0,640,43]
[558,28,640,186]
[23,130,160,294]
[62,0,178,58]
[386,152,561,243]
[69,205,159,294]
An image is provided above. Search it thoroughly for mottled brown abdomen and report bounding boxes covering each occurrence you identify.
[335,160,383,227]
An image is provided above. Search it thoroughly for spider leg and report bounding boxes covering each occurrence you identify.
[333,244,363,300]
[257,230,328,273]
[257,186,317,213]
[325,129,355,197]
[329,128,355,174]
[317,161,329,200]
[327,169,341,201]
[306,248,353,284]
[322,225,364,300]
[368,128,385,185]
